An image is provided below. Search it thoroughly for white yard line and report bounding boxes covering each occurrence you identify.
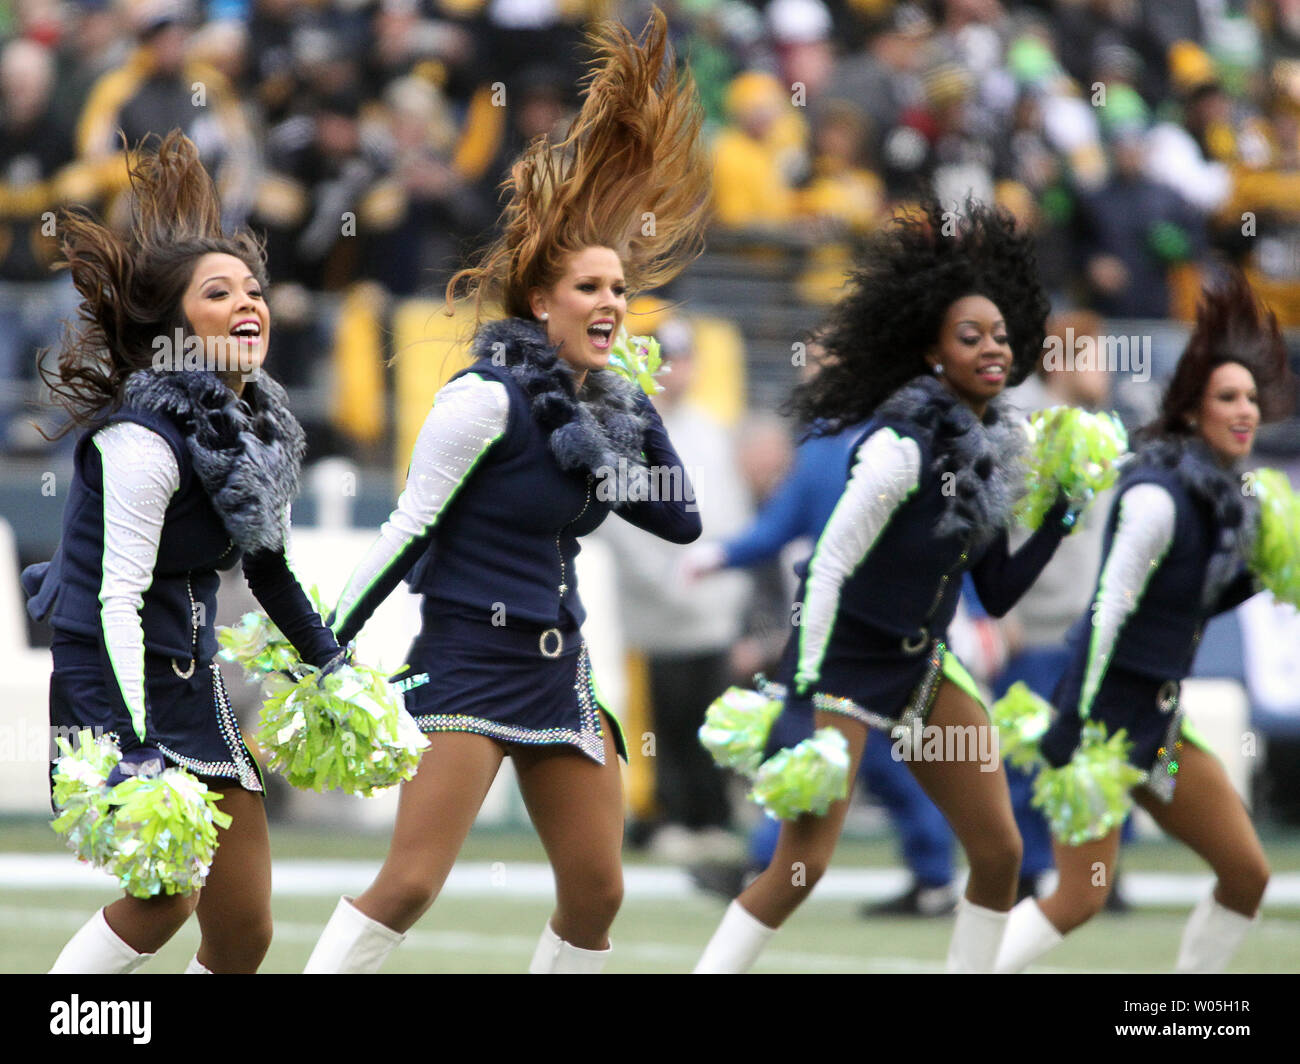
[2,854,1300,906]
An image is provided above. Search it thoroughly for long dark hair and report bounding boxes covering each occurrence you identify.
[38,130,268,436]
[1144,270,1295,440]
[786,197,1049,436]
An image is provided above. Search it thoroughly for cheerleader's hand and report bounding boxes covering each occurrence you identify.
[313,648,352,689]
[106,747,167,788]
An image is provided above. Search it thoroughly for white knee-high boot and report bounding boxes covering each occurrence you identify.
[994,898,1065,973]
[528,922,610,974]
[183,956,212,974]
[1176,894,1256,973]
[693,900,776,974]
[303,897,405,974]
[49,909,154,974]
[945,898,1010,973]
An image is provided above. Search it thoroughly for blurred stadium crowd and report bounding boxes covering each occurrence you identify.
[2,0,1300,860]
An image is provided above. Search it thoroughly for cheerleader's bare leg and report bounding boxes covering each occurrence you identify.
[694,713,868,973]
[997,829,1120,972]
[189,786,273,973]
[903,680,1022,972]
[305,732,504,972]
[513,713,624,972]
[50,890,199,974]
[1132,742,1269,972]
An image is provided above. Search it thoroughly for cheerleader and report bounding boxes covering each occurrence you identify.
[996,272,1293,973]
[303,9,708,974]
[26,132,342,973]
[695,199,1078,974]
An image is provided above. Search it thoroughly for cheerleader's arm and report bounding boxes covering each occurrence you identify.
[791,428,920,695]
[1076,483,1176,718]
[611,394,703,544]
[969,495,1072,616]
[331,373,509,645]
[1210,568,1261,615]
[242,508,342,668]
[93,423,181,747]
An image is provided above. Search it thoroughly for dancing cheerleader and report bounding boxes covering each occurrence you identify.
[996,272,1294,973]
[25,132,342,973]
[303,9,708,974]
[695,199,1079,973]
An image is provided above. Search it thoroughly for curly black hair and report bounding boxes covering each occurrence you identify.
[787,197,1049,435]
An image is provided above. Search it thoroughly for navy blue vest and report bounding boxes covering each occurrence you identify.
[1064,457,1249,681]
[405,360,615,629]
[793,418,980,647]
[34,406,239,662]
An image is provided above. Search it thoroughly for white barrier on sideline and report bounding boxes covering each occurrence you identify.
[0,518,56,814]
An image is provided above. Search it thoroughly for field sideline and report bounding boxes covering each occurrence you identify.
[4,819,1299,974]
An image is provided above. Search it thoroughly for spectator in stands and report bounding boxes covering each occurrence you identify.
[710,70,803,234]
[74,0,258,229]
[1077,120,1204,318]
[0,38,87,450]
[363,74,495,296]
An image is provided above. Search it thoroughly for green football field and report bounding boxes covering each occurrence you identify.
[4,818,1299,974]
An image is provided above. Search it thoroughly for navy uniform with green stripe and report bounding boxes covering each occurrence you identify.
[24,377,340,792]
[329,318,701,765]
[764,376,1071,754]
[1039,439,1260,799]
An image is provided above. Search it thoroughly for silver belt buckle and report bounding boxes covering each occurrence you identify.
[539,628,564,658]
[901,627,930,654]
[1157,680,1180,714]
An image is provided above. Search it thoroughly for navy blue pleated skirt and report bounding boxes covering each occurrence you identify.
[1040,652,1199,802]
[762,621,980,759]
[49,633,264,793]
[393,600,626,765]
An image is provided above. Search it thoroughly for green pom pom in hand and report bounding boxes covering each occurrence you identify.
[51,730,122,869]
[217,586,331,683]
[51,730,231,898]
[1015,407,1128,531]
[607,327,667,396]
[256,662,429,796]
[1249,468,1300,609]
[1031,722,1145,846]
[102,770,232,897]
[699,686,783,777]
[751,727,850,820]
[989,681,1053,771]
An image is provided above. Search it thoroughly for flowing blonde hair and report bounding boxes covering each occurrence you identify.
[447,7,710,321]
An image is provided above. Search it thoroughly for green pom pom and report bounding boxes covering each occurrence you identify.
[751,727,850,820]
[216,610,298,678]
[989,681,1053,771]
[50,730,122,869]
[103,771,232,897]
[699,686,783,777]
[217,587,328,682]
[1249,468,1300,609]
[51,730,232,898]
[1015,407,1128,531]
[256,662,429,796]
[1031,721,1145,845]
[607,328,667,396]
